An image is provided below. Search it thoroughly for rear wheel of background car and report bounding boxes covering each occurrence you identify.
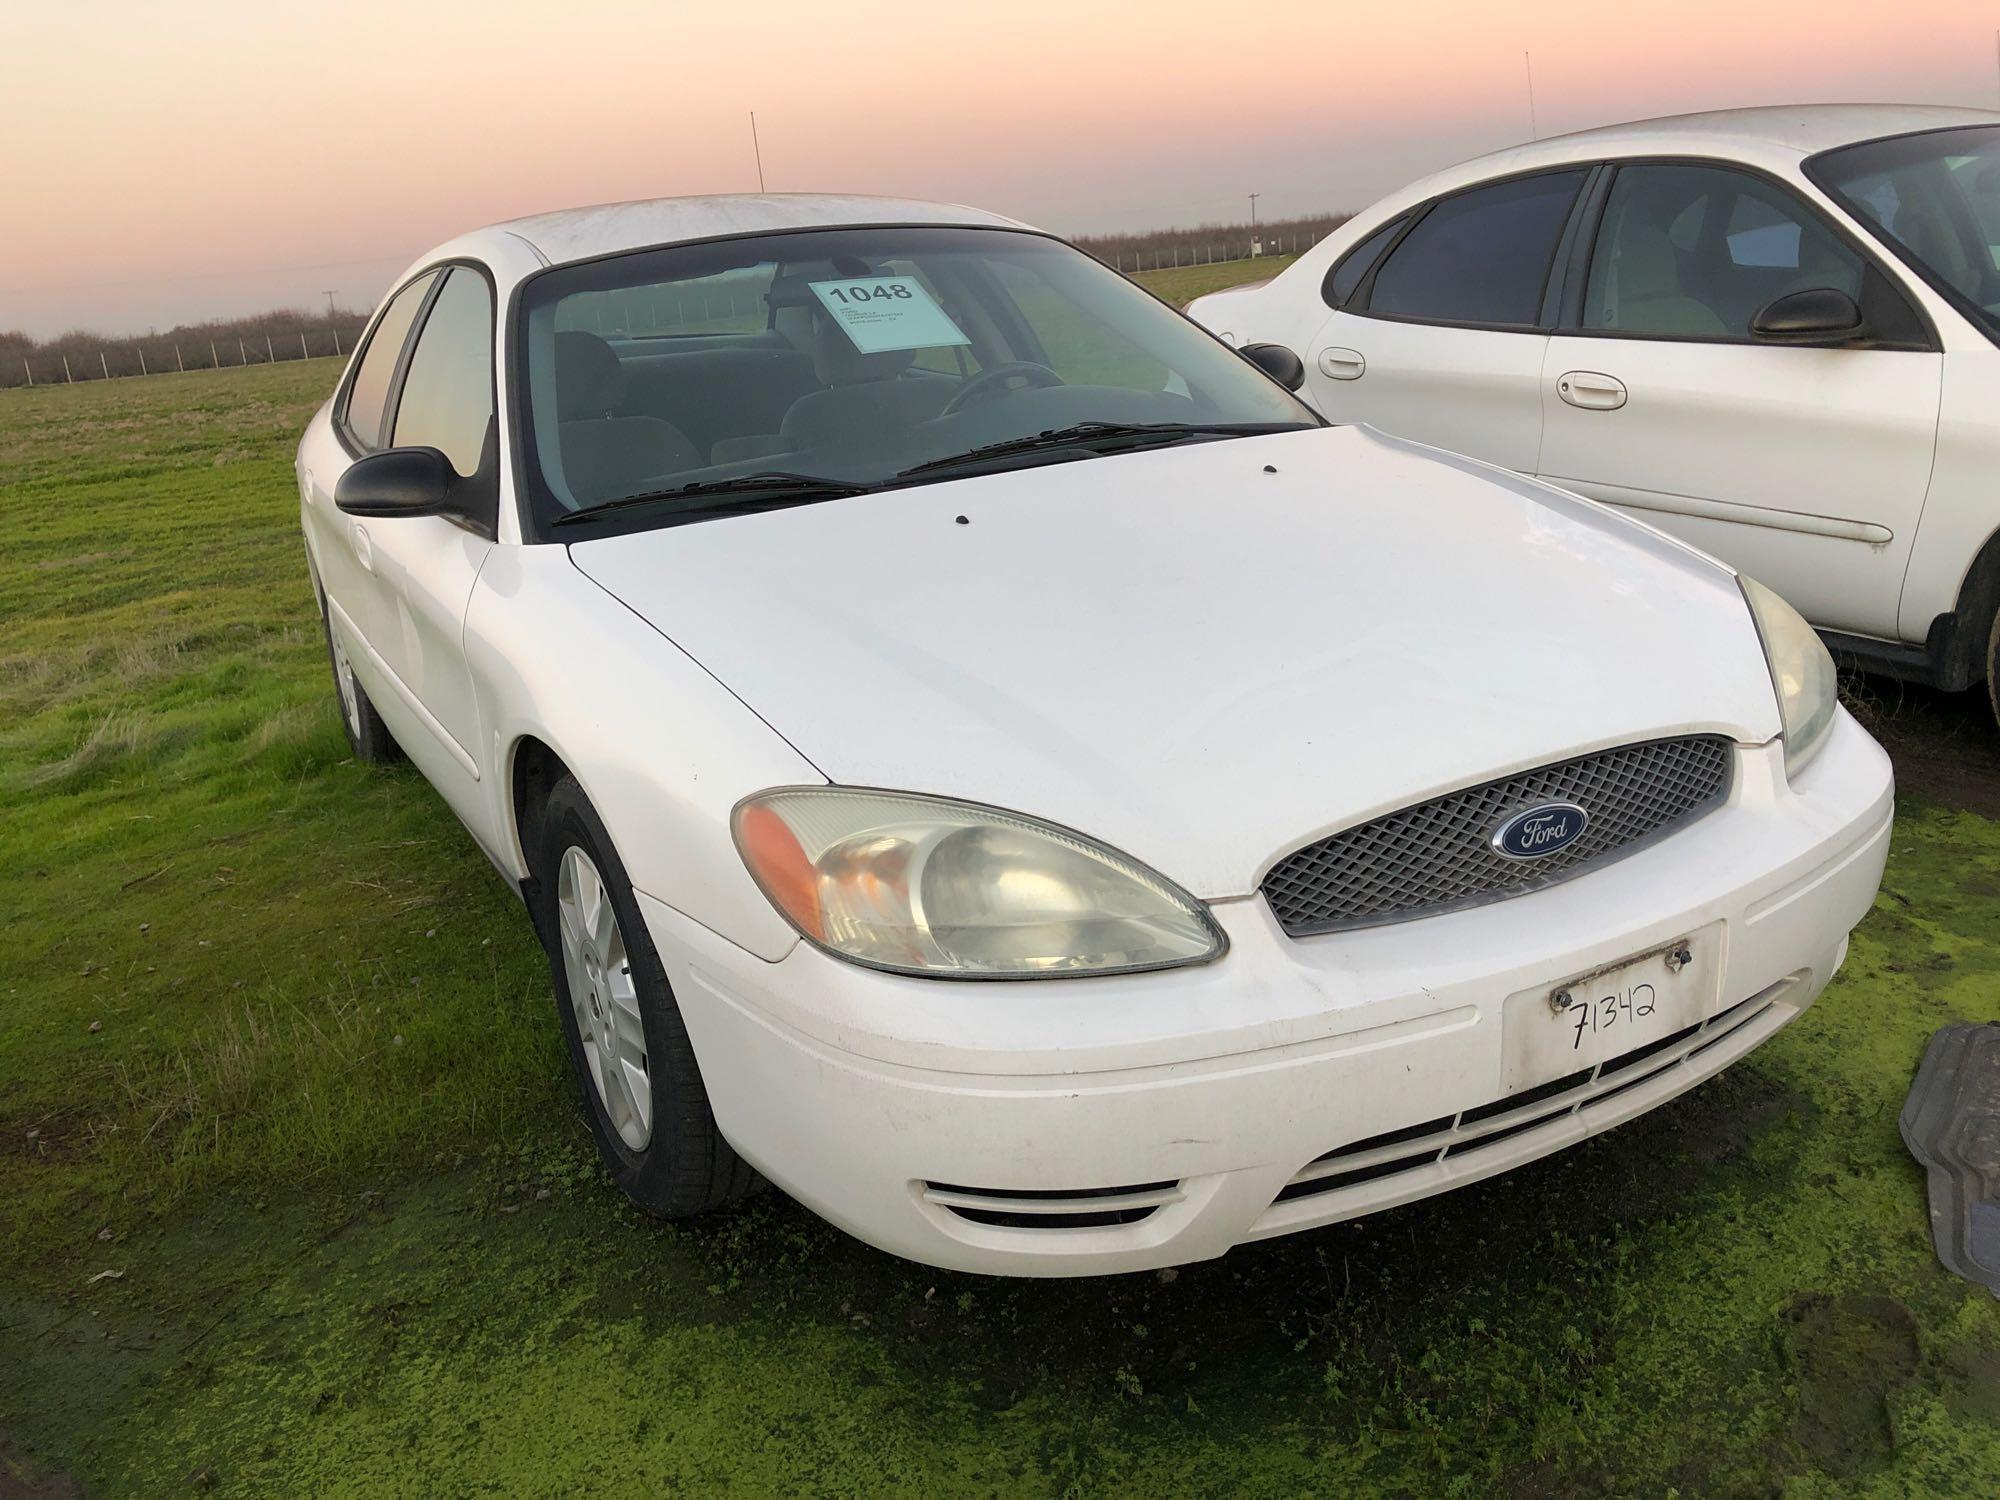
[1986,607,2000,731]
[536,774,757,1217]
[317,594,399,764]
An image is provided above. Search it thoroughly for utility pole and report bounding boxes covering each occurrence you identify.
[1248,192,1260,225]
[1524,51,1540,141]
[750,112,766,193]
[322,289,339,319]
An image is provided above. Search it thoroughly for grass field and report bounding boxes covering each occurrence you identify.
[4,308,2000,1494]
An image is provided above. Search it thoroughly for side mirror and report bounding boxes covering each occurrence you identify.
[335,446,456,517]
[1751,287,1867,346]
[1239,342,1306,392]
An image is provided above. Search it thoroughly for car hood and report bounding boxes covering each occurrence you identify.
[567,426,1779,898]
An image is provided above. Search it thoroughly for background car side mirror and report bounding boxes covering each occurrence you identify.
[1751,287,1868,346]
[1239,342,1307,391]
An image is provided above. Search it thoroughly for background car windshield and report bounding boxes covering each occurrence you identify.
[515,226,1313,521]
[1812,125,2000,343]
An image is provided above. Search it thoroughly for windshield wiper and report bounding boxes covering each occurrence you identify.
[894,421,1310,480]
[551,472,877,529]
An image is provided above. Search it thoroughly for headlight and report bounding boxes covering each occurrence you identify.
[732,788,1226,978]
[1740,576,1837,779]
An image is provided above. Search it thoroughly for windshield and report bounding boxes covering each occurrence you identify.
[1810,124,2000,345]
[513,225,1315,531]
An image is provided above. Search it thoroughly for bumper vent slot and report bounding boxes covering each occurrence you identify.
[1276,982,1785,1207]
[922,1179,1180,1230]
[1262,735,1733,936]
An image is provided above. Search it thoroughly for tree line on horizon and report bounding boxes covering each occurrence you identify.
[1073,211,1351,267]
[0,305,370,387]
[2,212,1353,387]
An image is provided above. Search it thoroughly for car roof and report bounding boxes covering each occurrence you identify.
[478,193,1034,267]
[1532,102,2000,157]
[1349,103,2000,232]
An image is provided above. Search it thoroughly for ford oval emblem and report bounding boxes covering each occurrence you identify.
[1491,802,1589,861]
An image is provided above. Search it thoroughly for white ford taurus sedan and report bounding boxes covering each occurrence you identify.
[297,193,1893,1276]
[1190,104,2000,727]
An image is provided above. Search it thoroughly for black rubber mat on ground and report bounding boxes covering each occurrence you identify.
[1899,1022,2000,1295]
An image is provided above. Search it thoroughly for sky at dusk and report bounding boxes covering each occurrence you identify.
[3,0,1997,338]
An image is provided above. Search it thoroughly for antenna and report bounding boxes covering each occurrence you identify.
[1524,51,1539,141]
[750,111,766,193]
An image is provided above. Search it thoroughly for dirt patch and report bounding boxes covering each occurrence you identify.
[1943,1341,2000,1425]
[0,1431,80,1500]
[1845,673,2000,819]
[1784,1292,1921,1478]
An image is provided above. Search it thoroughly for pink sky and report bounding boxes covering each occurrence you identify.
[3,0,1996,338]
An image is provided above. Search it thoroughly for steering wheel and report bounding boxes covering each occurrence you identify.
[940,361,1063,417]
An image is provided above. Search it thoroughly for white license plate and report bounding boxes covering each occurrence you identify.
[1500,929,1720,1094]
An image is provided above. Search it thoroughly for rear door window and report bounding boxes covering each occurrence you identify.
[343,273,438,449]
[1323,216,1407,307]
[1364,171,1586,328]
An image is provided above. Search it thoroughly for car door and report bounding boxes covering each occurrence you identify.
[1536,160,1943,639]
[303,269,439,684]
[1300,168,1591,473]
[356,264,500,806]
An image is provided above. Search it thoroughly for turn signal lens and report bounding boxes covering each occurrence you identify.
[731,789,1226,979]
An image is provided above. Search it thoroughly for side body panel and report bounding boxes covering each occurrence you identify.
[1900,344,2000,639]
[462,544,824,960]
[1303,311,1550,473]
[1534,337,1942,637]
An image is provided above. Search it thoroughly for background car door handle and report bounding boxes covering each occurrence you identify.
[1557,371,1627,410]
[1316,347,1366,381]
[352,523,373,573]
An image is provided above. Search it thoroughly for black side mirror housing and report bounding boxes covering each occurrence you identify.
[334,423,498,536]
[334,446,456,517]
[1751,287,1867,346]
[1239,342,1307,392]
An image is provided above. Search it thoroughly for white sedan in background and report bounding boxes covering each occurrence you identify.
[298,193,1891,1276]
[1191,104,2000,726]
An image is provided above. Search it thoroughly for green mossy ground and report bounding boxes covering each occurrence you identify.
[3,333,1997,1495]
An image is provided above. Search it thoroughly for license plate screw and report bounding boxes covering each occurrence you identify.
[1665,944,1693,974]
[1549,986,1574,1016]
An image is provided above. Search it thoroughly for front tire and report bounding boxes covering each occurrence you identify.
[536,775,755,1217]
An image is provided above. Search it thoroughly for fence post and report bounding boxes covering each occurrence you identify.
[138,347,147,376]
[62,354,73,383]
[175,344,184,373]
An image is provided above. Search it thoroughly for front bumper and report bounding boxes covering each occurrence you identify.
[643,713,1893,1276]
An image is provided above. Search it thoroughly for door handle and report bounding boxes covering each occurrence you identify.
[352,523,373,573]
[1556,371,1626,410]
[1316,347,1366,381]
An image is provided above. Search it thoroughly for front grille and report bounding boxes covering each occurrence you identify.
[1276,985,1784,1207]
[1262,736,1733,936]
[921,1179,1180,1230]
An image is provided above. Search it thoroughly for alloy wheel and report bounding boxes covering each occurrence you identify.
[556,844,652,1150]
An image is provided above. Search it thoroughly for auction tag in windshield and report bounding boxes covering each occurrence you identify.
[808,276,971,354]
